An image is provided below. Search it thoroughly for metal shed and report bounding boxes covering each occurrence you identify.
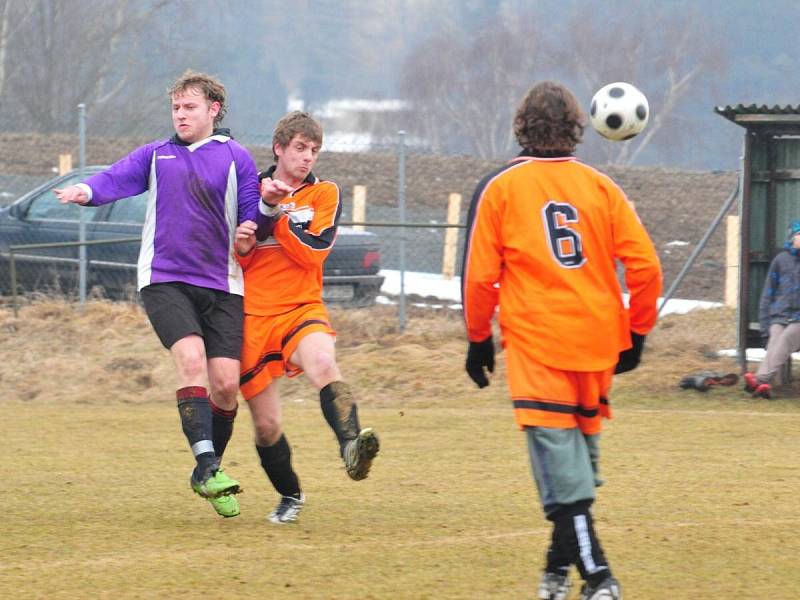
[715,104,800,370]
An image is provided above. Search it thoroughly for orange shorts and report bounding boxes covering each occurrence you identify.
[239,303,335,400]
[505,340,613,435]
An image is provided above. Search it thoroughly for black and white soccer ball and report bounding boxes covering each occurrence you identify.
[589,82,649,141]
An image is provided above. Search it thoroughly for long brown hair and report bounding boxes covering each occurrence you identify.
[513,81,586,154]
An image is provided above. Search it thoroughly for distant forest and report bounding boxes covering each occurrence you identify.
[0,0,797,170]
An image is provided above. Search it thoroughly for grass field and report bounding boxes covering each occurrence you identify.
[2,300,800,598]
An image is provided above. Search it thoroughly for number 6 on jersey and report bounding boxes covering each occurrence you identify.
[542,201,586,268]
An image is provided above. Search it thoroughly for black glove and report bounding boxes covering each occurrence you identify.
[614,332,646,374]
[466,336,495,388]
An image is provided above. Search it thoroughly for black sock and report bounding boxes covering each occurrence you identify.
[210,399,237,460]
[550,500,611,586]
[545,525,571,575]
[256,434,301,498]
[176,386,217,480]
[319,381,360,453]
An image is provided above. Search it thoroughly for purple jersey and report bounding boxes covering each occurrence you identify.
[82,132,260,295]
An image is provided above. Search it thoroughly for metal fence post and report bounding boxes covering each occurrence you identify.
[78,103,87,308]
[397,130,407,331]
[657,179,740,315]
[10,249,18,318]
[734,138,745,366]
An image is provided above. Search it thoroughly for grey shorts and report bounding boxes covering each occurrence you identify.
[525,426,602,517]
[140,282,243,359]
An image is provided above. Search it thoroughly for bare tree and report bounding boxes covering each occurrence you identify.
[399,16,541,159]
[0,0,172,134]
[399,6,725,165]
[555,8,727,166]
[0,0,36,99]
[0,0,10,99]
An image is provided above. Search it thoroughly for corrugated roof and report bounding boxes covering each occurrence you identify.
[715,104,800,127]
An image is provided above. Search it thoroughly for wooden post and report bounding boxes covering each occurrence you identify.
[442,192,462,280]
[352,185,366,232]
[58,154,73,175]
[725,215,740,308]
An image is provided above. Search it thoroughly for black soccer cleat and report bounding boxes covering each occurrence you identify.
[343,428,380,481]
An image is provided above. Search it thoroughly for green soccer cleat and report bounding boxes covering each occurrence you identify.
[190,467,242,499]
[343,428,380,481]
[206,493,241,518]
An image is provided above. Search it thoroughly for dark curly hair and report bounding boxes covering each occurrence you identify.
[513,81,586,154]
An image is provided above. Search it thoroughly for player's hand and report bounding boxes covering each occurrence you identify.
[466,336,495,388]
[260,177,294,206]
[235,220,258,256]
[53,186,89,205]
[614,332,646,374]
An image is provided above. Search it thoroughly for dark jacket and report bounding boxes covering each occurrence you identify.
[758,248,800,335]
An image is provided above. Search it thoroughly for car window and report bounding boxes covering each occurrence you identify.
[26,174,85,220]
[106,193,148,224]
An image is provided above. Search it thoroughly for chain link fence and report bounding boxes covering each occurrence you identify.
[1,105,765,392]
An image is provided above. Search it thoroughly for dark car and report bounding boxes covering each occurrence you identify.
[0,167,384,306]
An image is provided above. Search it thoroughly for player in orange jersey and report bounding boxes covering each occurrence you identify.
[221,112,379,524]
[461,81,662,600]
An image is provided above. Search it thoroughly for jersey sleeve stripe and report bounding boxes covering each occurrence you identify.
[461,161,526,312]
[286,182,341,250]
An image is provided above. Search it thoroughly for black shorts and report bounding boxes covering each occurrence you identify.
[140,282,243,359]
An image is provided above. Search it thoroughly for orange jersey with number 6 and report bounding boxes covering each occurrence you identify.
[462,156,662,372]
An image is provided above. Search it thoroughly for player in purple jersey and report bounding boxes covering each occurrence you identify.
[55,70,261,518]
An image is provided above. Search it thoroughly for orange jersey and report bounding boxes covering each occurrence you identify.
[462,155,662,372]
[237,174,340,316]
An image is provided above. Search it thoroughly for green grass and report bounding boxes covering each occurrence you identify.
[4,396,800,599]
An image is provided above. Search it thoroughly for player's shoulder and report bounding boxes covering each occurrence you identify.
[139,138,172,154]
[122,139,172,165]
[472,159,525,199]
[313,178,340,195]
[573,159,620,186]
[223,137,254,156]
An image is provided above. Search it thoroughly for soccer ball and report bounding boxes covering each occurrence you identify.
[589,82,649,141]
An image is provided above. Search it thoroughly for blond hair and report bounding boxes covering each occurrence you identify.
[168,69,227,126]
